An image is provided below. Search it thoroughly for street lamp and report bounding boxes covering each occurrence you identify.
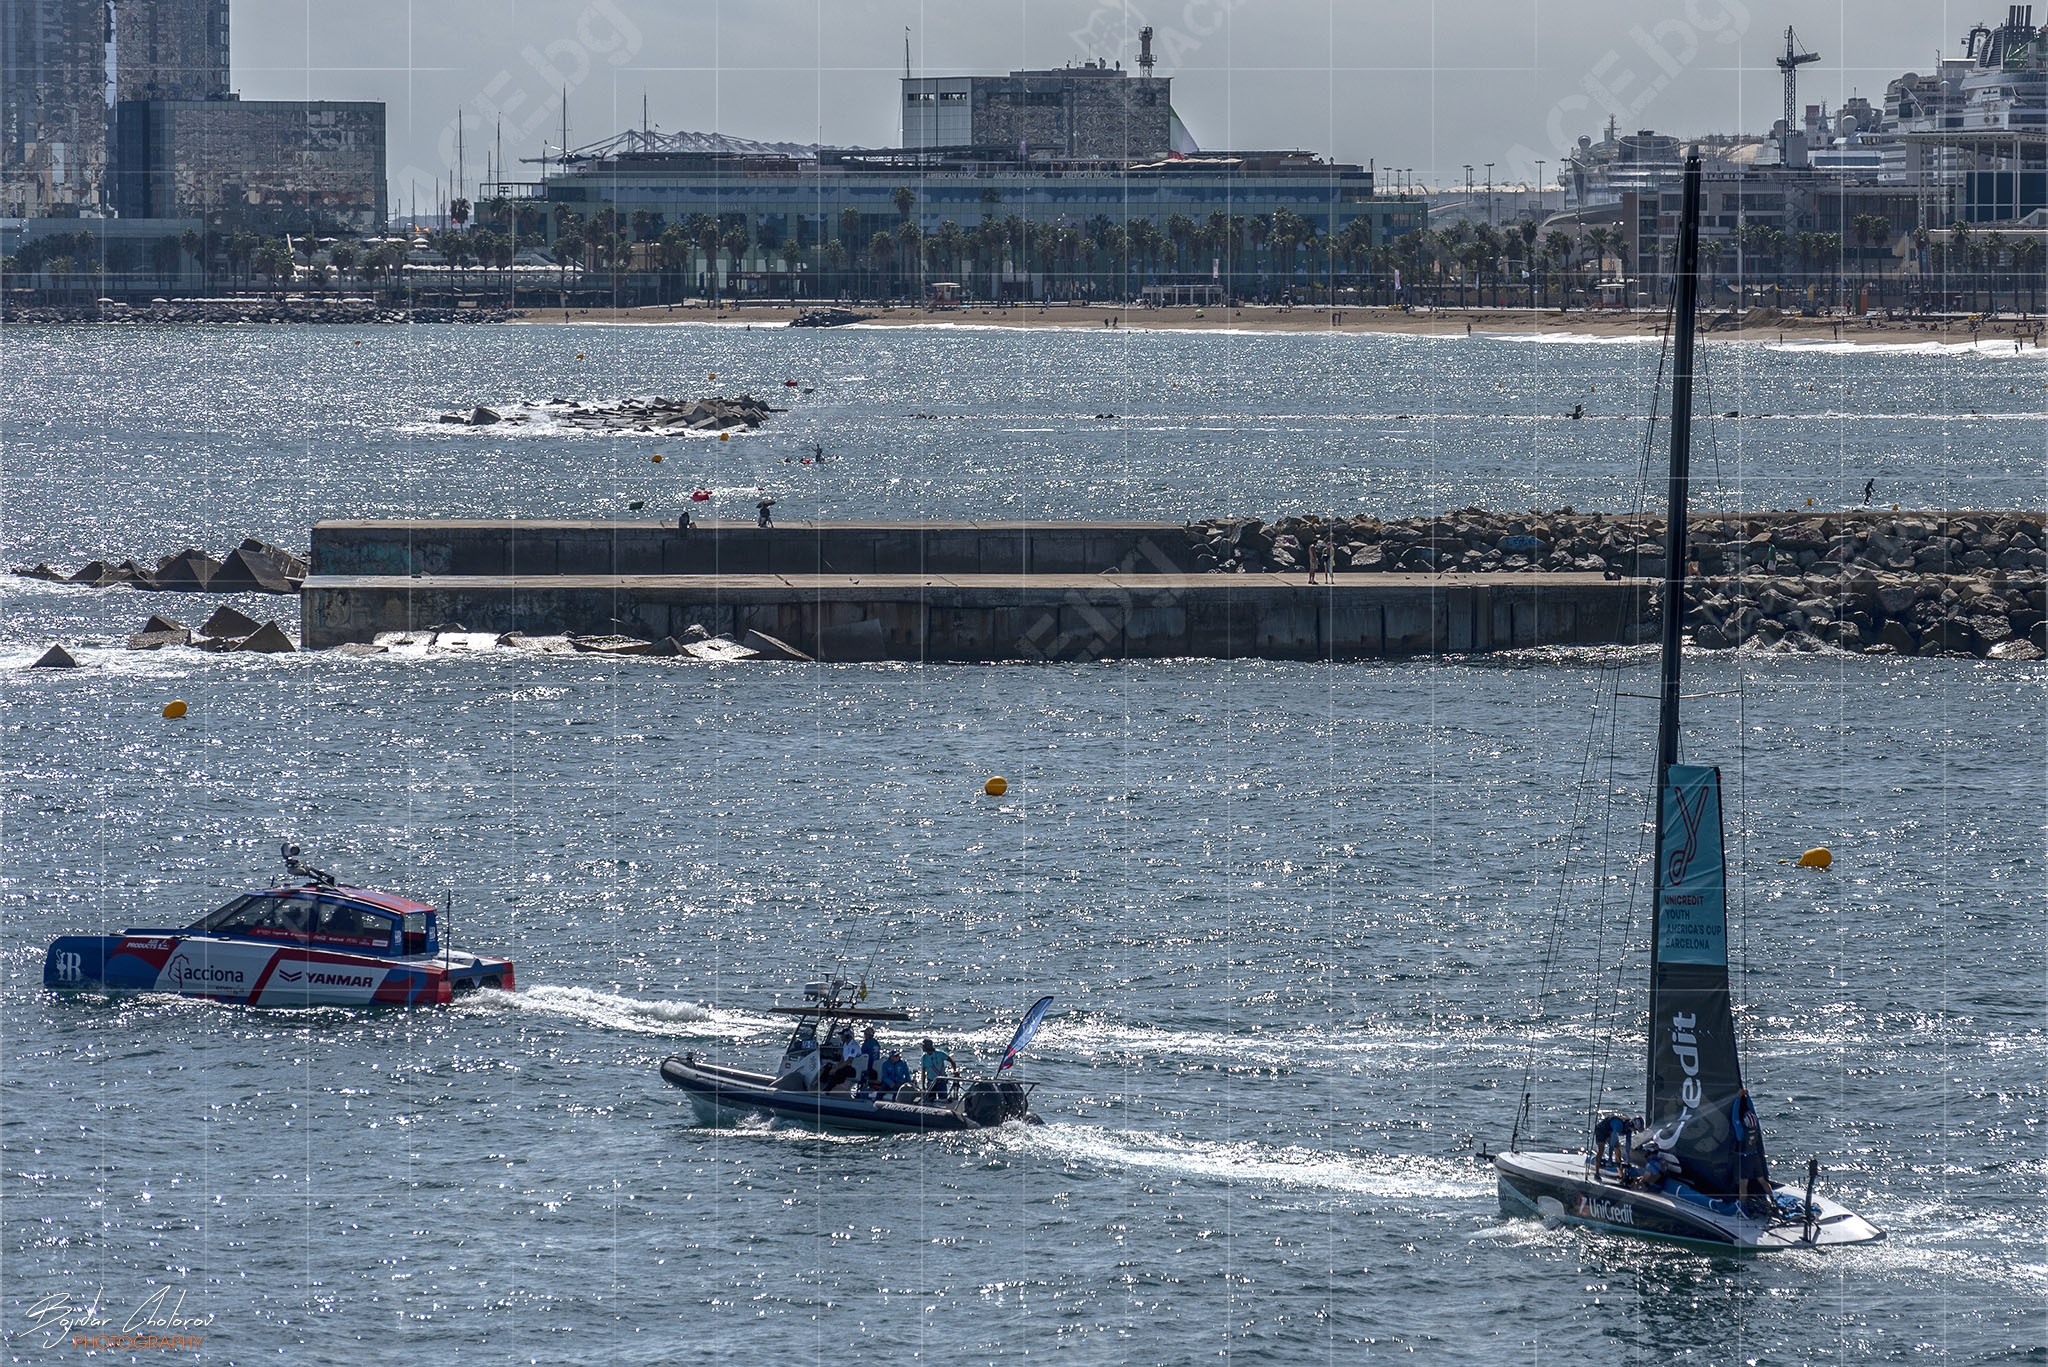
[1535,161,1545,217]
[1485,162,1495,224]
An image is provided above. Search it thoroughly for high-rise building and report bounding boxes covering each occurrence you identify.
[901,62,1182,162]
[0,0,112,217]
[115,0,227,102]
[115,98,387,230]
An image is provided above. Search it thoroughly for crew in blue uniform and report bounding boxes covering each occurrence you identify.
[878,1049,912,1098]
[1593,1113,1643,1173]
[1732,1087,1767,1208]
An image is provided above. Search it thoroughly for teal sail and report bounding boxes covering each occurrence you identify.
[1647,764,1763,1194]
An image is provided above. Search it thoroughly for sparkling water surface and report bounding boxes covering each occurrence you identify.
[0,324,2042,1363]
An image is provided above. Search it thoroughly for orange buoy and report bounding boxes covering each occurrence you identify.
[1797,847,1833,869]
[984,776,1008,797]
[719,431,729,441]
[162,700,187,719]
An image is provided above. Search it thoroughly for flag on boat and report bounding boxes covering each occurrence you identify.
[998,995,1055,1073]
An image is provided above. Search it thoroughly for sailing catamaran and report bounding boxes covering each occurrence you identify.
[1493,151,1883,1251]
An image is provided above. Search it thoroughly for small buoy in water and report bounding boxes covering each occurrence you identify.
[577,353,585,359]
[651,453,664,463]
[984,776,1008,797]
[1805,497,1814,507]
[709,372,716,381]
[719,431,729,441]
[1797,847,1833,869]
[162,700,187,719]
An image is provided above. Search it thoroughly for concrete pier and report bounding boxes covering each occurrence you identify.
[301,519,1647,658]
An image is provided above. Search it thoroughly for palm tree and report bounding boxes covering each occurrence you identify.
[867,230,894,299]
[253,237,296,288]
[657,225,690,302]
[697,220,721,298]
[893,185,915,222]
[2014,235,2043,313]
[822,238,848,296]
[720,225,750,298]
[150,235,182,289]
[780,238,802,296]
[450,197,471,230]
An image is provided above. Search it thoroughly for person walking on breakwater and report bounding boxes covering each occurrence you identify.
[757,497,775,528]
[1863,478,1876,505]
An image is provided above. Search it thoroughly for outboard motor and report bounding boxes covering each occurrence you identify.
[960,1080,1008,1127]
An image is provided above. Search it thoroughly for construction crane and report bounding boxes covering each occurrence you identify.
[1776,26,1820,134]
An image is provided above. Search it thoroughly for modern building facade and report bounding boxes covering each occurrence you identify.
[114,0,228,102]
[533,59,1413,301]
[114,97,387,230]
[1,0,109,217]
[902,61,1181,162]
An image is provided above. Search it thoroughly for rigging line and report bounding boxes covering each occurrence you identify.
[1512,660,1623,1145]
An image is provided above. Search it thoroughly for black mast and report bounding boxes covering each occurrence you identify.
[1646,150,1703,1121]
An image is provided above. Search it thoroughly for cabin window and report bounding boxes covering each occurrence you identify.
[191,894,261,931]
[212,895,284,932]
[316,902,395,947]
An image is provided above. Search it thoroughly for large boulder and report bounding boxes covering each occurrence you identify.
[12,563,64,581]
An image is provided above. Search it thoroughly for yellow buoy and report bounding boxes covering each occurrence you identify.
[651,453,663,463]
[1797,847,1833,869]
[162,700,187,719]
[709,372,717,381]
[984,776,1008,797]
[577,353,585,359]
[719,431,729,441]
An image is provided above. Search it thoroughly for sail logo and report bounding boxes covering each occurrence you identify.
[1670,1010,1703,1108]
[1667,781,1710,884]
[52,952,82,983]
[1575,1194,1635,1226]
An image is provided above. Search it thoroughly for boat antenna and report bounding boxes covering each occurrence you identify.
[1646,148,1703,1121]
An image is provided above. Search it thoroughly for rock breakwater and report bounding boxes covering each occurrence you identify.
[438,393,782,432]
[1187,508,2046,659]
[13,538,305,593]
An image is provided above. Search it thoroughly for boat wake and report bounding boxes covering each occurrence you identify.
[466,984,736,1036]
[994,1124,1491,1203]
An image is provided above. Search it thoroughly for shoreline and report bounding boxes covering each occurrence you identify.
[514,301,2048,349]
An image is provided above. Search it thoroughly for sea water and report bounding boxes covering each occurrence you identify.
[0,324,2041,1363]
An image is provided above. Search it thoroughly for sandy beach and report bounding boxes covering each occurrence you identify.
[515,299,2048,348]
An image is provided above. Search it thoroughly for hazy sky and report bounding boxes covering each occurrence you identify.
[228,1,1997,203]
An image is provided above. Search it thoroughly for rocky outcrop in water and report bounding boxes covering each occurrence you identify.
[12,539,306,593]
[790,307,872,328]
[437,394,782,432]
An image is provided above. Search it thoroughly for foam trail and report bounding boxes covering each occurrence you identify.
[473,983,735,1036]
[1000,1125,1491,1202]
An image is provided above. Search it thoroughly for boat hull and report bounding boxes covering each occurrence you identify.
[660,1056,1036,1135]
[43,932,514,1008]
[1495,1150,1884,1251]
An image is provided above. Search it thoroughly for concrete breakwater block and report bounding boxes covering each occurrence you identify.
[29,644,81,668]
[236,623,297,653]
[129,628,191,650]
[201,605,263,639]
[682,637,760,663]
[817,620,887,662]
[743,629,813,662]
[14,540,303,594]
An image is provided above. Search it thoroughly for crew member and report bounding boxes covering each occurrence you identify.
[878,1049,912,1098]
[1593,1113,1643,1171]
[920,1037,958,1100]
[859,1026,882,1085]
[1732,1087,1766,1207]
